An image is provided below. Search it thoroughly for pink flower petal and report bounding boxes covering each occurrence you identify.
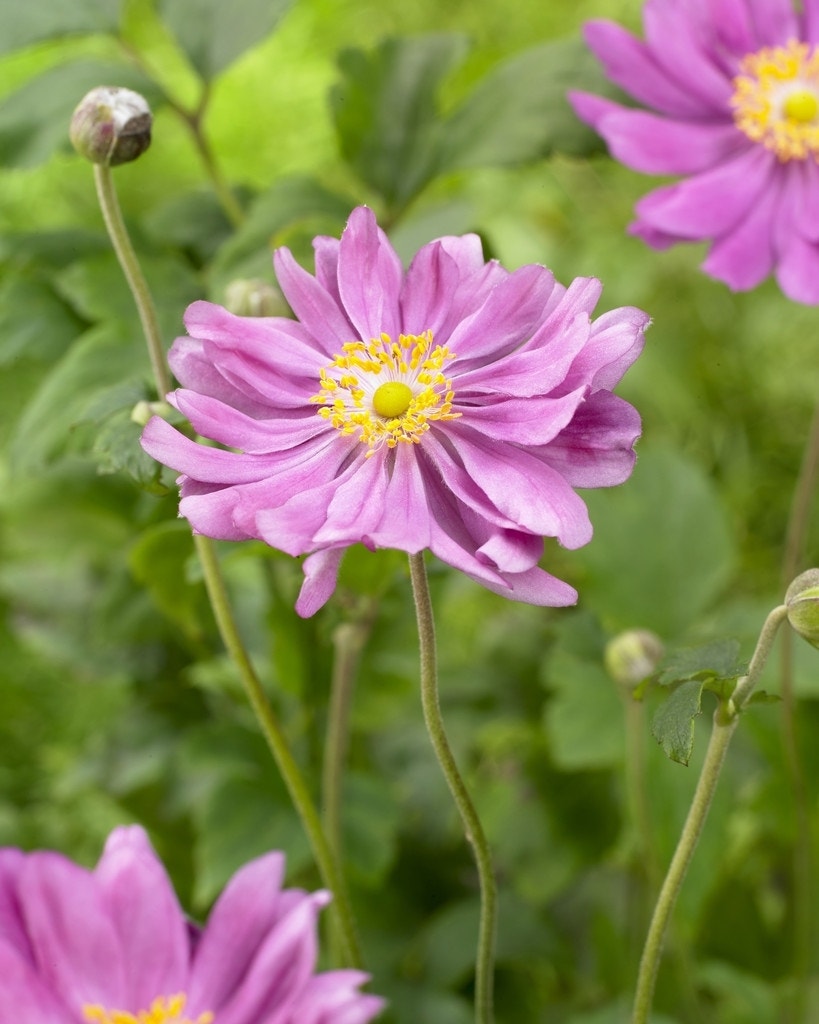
[582,19,710,117]
[289,971,386,1024]
[95,827,189,1010]
[20,853,126,1010]
[296,549,346,617]
[569,94,744,175]
[188,853,286,1015]
[0,937,74,1024]
[701,175,779,290]
[337,206,403,342]
[633,144,772,240]
[642,0,735,111]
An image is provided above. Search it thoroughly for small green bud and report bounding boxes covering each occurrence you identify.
[131,400,172,426]
[604,629,664,690]
[70,86,152,167]
[785,569,819,649]
[224,278,290,318]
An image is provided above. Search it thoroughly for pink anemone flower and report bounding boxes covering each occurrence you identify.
[141,206,648,617]
[0,826,383,1024]
[570,0,819,303]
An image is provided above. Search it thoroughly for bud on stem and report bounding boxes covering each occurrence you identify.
[70,86,152,166]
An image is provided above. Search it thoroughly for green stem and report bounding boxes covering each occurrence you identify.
[92,161,361,969]
[194,536,364,968]
[321,613,372,964]
[182,100,245,229]
[408,553,497,1024]
[778,395,819,1024]
[632,604,788,1024]
[93,164,171,399]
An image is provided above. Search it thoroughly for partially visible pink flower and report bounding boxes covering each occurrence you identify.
[0,826,383,1024]
[142,206,648,617]
[569,0,819,303]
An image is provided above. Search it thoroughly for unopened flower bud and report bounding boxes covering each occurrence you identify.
[224,278,290,318]
[131,400,172,426]
[604,629,664,689]
[785,569,819,649]
[70,86,152,166]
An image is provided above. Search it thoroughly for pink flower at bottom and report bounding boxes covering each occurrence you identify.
[141,206,648,617]
[569,0,819,303]
[0,826,383,1024]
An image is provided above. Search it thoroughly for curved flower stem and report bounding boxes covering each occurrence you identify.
[194,536,364,969]
[92,162,362,970]
[93,165,171,399]
[632,604,788,1024]
[408,553,497,1024]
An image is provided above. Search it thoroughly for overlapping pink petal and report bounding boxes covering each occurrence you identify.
[568,0,819,303]
[0,826,383,1024]
[142,206,647,616]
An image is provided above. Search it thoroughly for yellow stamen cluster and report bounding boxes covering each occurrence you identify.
[310,330,460,456]
[83,994,214,1024]
[731,39,819,160]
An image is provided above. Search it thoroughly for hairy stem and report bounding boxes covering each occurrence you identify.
[93,161,361,969]
[93,165,171,399]
[408,553,497,1024]
[632,604,788,1024]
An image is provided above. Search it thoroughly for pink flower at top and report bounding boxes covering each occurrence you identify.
[569,0,819,303]
[0,826,383,1024]
[141,206,648,617]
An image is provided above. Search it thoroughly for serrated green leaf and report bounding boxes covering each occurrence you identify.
[330,34,469,210]
[439,36,608,171]
[0,0,122,55]
[651,678,705,766]
[157,0,294,80]
[142,189,233,262]
[659,638,747,687]
[0,60,160,167]
[92,406,165,488]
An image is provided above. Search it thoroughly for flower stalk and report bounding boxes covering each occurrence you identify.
[632,603,788,1024]
[408,553,497,1024]
[90,153,362,971]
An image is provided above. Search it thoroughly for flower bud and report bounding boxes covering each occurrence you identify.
[785,569,819,649]
[224,278,290,318]
[604,629,664,690]
[70,86,152,167]
[131,400,173,426]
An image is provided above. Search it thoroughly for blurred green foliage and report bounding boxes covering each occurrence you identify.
[1,1,818,1022]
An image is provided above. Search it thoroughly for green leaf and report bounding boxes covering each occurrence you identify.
[341,772,401,887]
[54,250,202,350]
[210,175,353,299]
[8,324,148,470]
[439,36,608,170]
[92,406,165,489]
[0,270,84,364]
[543,648,624,770]
[330,34,469,210]
[659,639,747,687]
[572,444,736,638]
[157,0,294,80]
[0,60,160,167]
[128,521,208,639]
[651,678,705,766]
[0,0,122,55]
